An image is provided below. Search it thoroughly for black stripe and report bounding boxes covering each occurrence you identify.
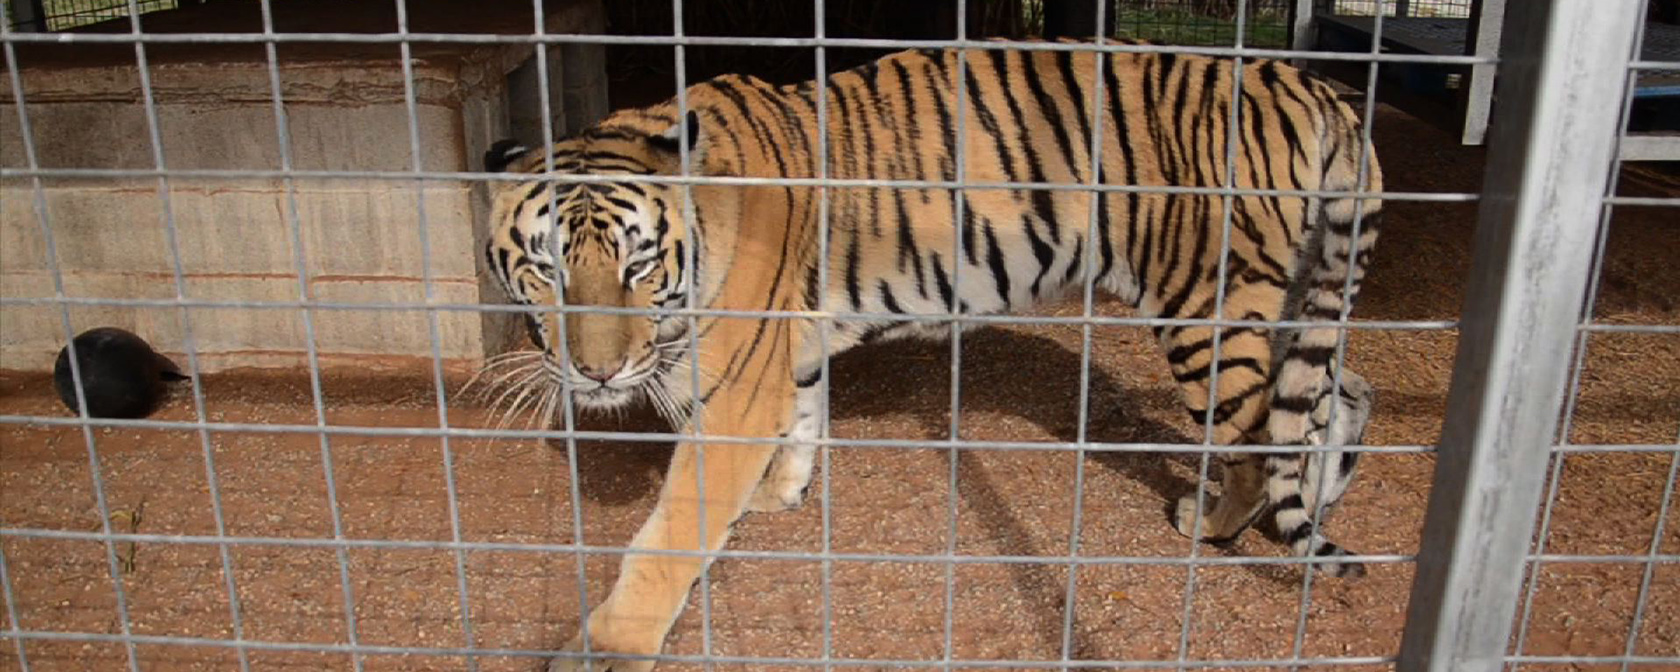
[804,258,822,311]
[1022,49,1084,187]
[1093,170,1112,283]
[1063,236,1083,285]
[1165,56,1194,189]
[671,239,687,292]
[975,51,1024,186]
[751,78,815,164]
[1056,50,1093,168]
[603,195,639,212]
[1188,381,1269,429]
[1238,90,1282,226]
[1156,214,1208,320]
[993,50,1063,245]
[890,60,933,207]
[1104,61,1134,284]
[930,251,956,311]
[923,57,956,183]
[1260,65,1311,188]
[829,78,862,239]
[739,317,790,413]
[521,181,546,204]
[1271,395,1317,414]
[1339,452,1361,477]
[847,74,885,238]
[1023,216,1054,299]
[1173,357,1266,384]
[982,218,1011,309]
[1136,58,1165,288]
[845,230,863,311]
[878,280,906,314]
[1287,344,1338,368]
[960,198,979,265]
[704,80,792,182]
[1165,327,1264,365]
[895,193,929,299]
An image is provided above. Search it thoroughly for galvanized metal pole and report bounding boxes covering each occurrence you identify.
[1459,0,1506,145]
[1396,0,1643,671]
[1288,0,1316,53]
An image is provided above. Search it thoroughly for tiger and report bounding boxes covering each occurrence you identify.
[476,40,1382,670]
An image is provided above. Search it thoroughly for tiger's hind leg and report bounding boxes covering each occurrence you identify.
[1262,380,1367,578]
[1263,208,1382,579]
[1301,368,1374,520]
[746,379,820,513]
[1171,368,1374,549]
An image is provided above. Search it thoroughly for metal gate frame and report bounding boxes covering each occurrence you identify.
[1396,0,1655,670]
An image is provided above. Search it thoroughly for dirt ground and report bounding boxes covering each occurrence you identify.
[2,105,1678,672]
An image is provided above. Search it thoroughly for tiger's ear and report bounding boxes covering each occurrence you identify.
[649,110,705,167]
[483,139,529,173]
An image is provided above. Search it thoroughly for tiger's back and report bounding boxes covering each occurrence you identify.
[598,47,1376,319]
[797,46,1379,341]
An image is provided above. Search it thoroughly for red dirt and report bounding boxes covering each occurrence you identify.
[1,108,1677,672]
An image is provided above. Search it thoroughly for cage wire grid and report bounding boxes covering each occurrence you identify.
[0,0,1675,670]
[5,0,181,32]
[1512,12,1680,670]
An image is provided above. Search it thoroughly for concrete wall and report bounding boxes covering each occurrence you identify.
[0,1,608,374]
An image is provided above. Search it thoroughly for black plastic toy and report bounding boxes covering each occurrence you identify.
[53,327,189,419]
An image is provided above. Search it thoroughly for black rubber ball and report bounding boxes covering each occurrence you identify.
[53,327,189,419]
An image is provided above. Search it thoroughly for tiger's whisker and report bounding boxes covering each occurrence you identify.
[486,366,547,422]
[497,381,546,433]
[645,381,689,428]
[535,385,561,432]
[460,353,544,399]
[485,361,545,390]
[473,363,540,406]
[521,381,555,431]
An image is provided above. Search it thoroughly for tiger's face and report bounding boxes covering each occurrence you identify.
[480,115,704,416]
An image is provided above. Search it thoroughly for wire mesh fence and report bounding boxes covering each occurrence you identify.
[1109,0,1293,46]
[0,0,1676,671]
[1320,0,1472,19]
[3,0,181,31]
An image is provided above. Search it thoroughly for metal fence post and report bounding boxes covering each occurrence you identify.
[1459,0,1505,145]
[1288,0,1316,52]
[1396,0,1643,670]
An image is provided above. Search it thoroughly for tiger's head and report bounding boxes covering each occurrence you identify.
[479,112,712,419]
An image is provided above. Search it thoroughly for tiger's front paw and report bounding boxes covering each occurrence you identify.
[545,631,658,672]
[745,445,816,513]
[745,473,809,513]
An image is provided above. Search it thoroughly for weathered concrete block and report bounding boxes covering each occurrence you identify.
[0,0,607,373]
[293,180,477,281]
[309,278,482,360]
[0,269,178,371]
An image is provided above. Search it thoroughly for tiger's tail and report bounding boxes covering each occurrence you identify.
[1262,101,1382,578]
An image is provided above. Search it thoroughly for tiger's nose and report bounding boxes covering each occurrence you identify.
[577,363,621,383]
